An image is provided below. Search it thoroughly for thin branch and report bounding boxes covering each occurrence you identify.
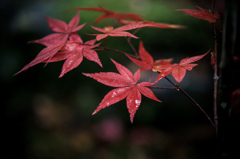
[126,28,142,56]
[178,86,215,127]
[149,70,153,82]
[115,20,139,56]
[79,41,139,59]
[211,0,216,12]
[126,37,138,56]
[211,0,219,134]
[164,76,216,127]
[104,37,107,49]
[100,46,139,58]
[213,28,219,133]
[147,86,176,90]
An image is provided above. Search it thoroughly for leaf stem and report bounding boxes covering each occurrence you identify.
[126,28,142,56]
[164,76,216,127]
[80,42,139,59]
[149,70,153,82]
[126,37,138,56]
[115,20,139,56]
[104,37,107,49]
[101,46,139,58]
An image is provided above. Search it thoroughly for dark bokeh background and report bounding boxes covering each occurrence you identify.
[2,0,224,159]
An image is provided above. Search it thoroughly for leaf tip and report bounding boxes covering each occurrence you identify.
[110,58,116,64]
[82,72,91,77]
[130,113,136,124]
[59,69,66,78]
[130,117,134,124]
[13,71,20,77]
[92,110,97,115]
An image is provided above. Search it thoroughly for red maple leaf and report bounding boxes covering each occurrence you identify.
[153,51,209,83]
[121,20,185,29]
[127,41,174,71]
[90,25,139,41]
[29,10,86,46]
[169,50,210,83]
[14,37,67,75]
[176,6,220,23]
[153,51,210,84]
[48,33,102,77]
[83,59,161,123]
[71,6,143,24]
[90,20,184,41]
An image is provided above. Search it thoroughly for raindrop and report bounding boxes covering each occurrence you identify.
[135,100,140,105]
[111,91,117,98]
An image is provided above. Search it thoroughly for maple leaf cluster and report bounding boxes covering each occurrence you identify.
[15,6,215,122]
[127,41,209,83]
[15,11,101,78]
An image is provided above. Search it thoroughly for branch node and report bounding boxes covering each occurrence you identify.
[213,75,219,80]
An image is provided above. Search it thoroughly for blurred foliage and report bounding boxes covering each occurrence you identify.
[1,0,222,158]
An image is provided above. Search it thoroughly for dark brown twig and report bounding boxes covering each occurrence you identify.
[126,37,139,56]
[147,86,176,90]
[211,0,219,134]
[164,77,215,127]
[79,41,139,59]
